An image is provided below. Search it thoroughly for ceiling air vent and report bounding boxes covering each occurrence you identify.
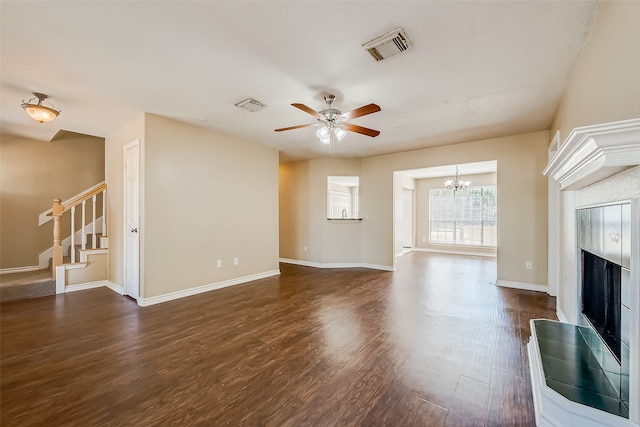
[235,98,265,112]
[362,28,411,62]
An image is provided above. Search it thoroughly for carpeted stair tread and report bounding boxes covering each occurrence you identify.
[0,269,55,302]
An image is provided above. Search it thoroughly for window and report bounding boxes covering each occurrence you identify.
[329,191,352,218]
[429,186,497,246]
[327,176,359,219]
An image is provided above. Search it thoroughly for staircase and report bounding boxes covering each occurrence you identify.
[0,270,56,302]
[0,183,109,302]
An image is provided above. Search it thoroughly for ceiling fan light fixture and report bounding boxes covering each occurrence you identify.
[316,126,347,145]
[275,94,381,148]
[21,92,60,123]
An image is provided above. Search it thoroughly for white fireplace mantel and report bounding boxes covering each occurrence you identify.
[543,118,640,190]
[540,117,640,426]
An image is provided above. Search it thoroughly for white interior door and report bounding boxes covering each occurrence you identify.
[124,140,140,300]
[403,190,413,248]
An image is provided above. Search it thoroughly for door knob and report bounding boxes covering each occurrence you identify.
[131,228,138,233]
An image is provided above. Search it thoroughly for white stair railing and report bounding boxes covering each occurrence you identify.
[50,183,107,276]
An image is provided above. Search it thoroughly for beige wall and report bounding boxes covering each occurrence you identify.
[551,0,640,142]
[279,161,310,261]
[142,114,279,298]
[107,113,279,299]
[0,132,104,269]
[66,252,108,286]
[105,113,146,289]
[414,172,497,256]
[280,132,547,284]
[279,157,362,264]
[361,131,549,285]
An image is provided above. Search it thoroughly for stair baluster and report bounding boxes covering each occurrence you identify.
[92,195,97,249]
[102,189,107,237]
[81,200,87,251]
[70,206,76,263]
[52,199,63,278]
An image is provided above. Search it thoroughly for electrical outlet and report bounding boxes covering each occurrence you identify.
[217,259,222,268]
[525,261,533,270]
[234,257,238,266]
[304,246,308,252]
[422,237,426,242]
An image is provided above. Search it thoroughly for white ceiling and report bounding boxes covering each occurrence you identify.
[1,1,601,161]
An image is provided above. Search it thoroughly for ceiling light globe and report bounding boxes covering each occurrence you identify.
[334,128,347,141]
[316,127,331,144]
[22,104,59,123]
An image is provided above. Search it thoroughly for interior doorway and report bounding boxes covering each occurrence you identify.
[392,160,498,271]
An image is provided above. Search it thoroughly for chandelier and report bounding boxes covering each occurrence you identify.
[444,166,470,192]
[21,92,60,123]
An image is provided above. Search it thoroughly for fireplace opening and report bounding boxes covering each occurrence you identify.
[581,250,622,362]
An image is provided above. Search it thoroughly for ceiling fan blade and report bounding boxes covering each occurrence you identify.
[292,103,322,119]
[274,123,313,132]
[343,123,380,137]
[340,103,381,120]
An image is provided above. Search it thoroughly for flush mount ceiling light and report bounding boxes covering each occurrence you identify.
[21,92,60,123]
[444,166,471,192]
[235,97,265,112]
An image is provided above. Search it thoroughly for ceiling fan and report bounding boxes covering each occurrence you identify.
[275,94,381,145]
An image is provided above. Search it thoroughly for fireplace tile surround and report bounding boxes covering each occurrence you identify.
[536,118,640,426]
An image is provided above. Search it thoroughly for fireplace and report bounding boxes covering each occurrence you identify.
[541,118,640,425]
[576,203,633,417]
[581,250,622,362]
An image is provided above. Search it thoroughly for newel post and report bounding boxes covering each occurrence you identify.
[52,198,64,277]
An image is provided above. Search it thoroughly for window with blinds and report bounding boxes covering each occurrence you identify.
[429,186,497,247]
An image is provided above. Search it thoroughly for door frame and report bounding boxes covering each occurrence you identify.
[123,138,141,300]
[402,188,414,249]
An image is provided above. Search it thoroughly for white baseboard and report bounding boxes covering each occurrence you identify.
[361,263,396,272]
[556,308,569,323]
[58,279,124,296]
[137,269,281,307]
[105,281,125,295]
[0,265,41,275]
[413,247,497,258]
[65,280,109,293]
[279,258,395,272]
[496,279,548,293]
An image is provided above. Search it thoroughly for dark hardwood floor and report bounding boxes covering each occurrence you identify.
[1,252,556,426]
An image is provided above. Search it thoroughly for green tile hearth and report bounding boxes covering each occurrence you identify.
[533,319,628,419]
